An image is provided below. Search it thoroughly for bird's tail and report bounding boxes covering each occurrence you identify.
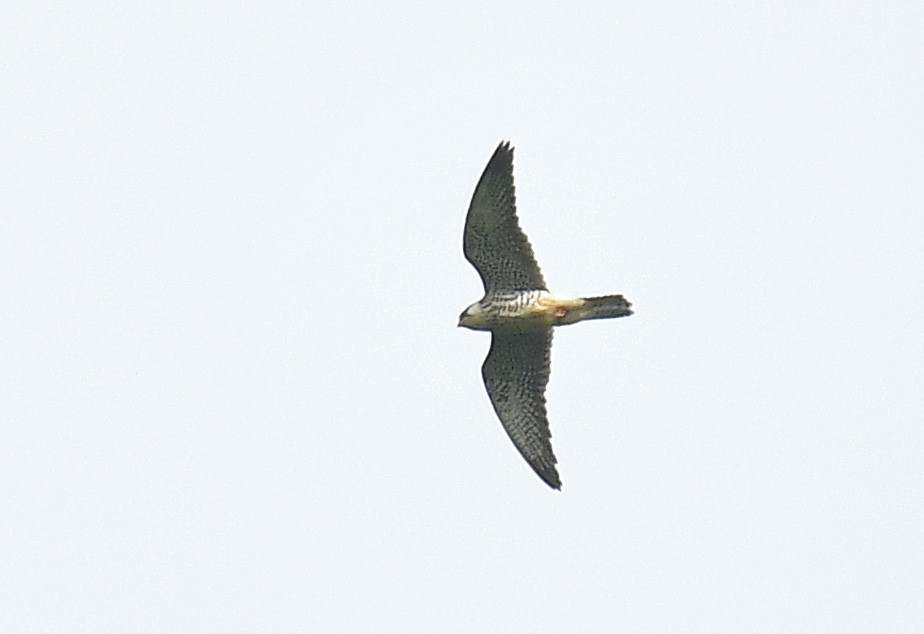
[579,294,633,321]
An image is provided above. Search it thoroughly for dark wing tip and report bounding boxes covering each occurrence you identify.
[483,140,513,178]
[495,139,512,155]
[516,447,562,491]
[539,468,562,490]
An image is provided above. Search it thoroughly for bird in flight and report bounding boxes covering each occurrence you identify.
[459,141,633,490]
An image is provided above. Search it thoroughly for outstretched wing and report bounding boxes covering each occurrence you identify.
[463,142,547,294]
[481,329,560,489]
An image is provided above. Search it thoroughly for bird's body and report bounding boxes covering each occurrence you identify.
[460,291,630,331]
[459,141,633,490]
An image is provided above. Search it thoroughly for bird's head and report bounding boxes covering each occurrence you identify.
[458,302,490,330]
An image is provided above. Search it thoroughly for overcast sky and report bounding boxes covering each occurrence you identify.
[2,2,922,631]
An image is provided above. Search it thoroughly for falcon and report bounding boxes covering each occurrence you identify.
[459,141,633,490]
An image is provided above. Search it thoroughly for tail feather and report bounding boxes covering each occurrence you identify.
[581,294,633,321]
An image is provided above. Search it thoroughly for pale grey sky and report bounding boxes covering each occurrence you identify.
[2,2,922,631]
